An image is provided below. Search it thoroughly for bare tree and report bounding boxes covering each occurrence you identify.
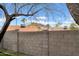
[0,3,66,42]
[66,3,79,25]
[0,3,44,42]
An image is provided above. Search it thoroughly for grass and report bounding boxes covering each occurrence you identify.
[0,53,11,56]
[0,49,27,56]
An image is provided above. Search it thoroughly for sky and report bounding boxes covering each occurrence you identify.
[0,3,76,28]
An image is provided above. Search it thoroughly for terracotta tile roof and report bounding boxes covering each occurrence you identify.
[7,23,71,32]
[7,25,20,31]
[7,25,41,32]
[19,25,41,32]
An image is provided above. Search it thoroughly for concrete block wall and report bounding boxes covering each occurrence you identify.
[18,31,48,55]
[3,30,18,51]
[3,31,49,55]
[2,30,79,56]
[0,41,3,49]
[49,31,79,56]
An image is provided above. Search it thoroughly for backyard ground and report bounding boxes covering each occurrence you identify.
[0,49,28,56]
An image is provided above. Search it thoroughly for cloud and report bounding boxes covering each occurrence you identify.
[63,17,75,23]
[36,16,47,20]
[0,17,6,23]
[25,19,56,25]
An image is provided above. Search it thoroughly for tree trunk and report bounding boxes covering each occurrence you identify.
[0,18,13,42]
[66,3,79,25]
[0,4,42,43]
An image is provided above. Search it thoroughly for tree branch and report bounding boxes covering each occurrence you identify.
[27,4,34,14]
[0,4,9,17]
[31,8,43,15]
[11,8,43,18]
[17,4,32,12]
[10,13,33,17]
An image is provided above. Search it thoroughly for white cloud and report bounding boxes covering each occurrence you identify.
[64,17,75,23]
[25,19,56,25]
[36,16,47,20]
[0,18,6,22]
